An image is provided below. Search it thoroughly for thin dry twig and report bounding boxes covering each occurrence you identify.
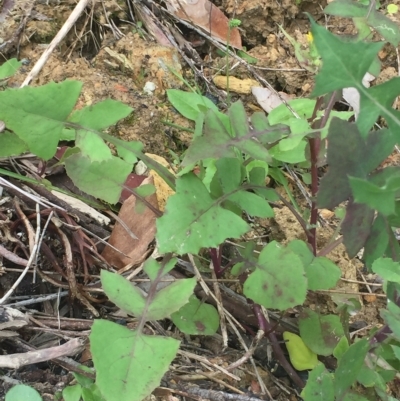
[0,338,85,369]
[188,254,245,332]
[21,0,92,87]
[176,385,270,401]
[0,204,41,305]
[177,350,241,381]
[211,268,228,348]
[197,371,245,395]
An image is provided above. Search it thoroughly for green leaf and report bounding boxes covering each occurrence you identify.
[246,160,268,178]
[101,270,196,320]
[283,332,319,371]
[0,81,82,159]
[63,385,82,401]
[250,112,288,145]
[301,363,334,401]
[82,384,105,401]
[228,100,249,139]
[359,79,400,138]
[5,385,42,401]
[116,141,142,164]
[299,309,344,356]
[342,393,371,401]
[317,119,367,208]
[349,176,397,216]
[143,258,177,281]
[64,153,131,204]
[341,200,374,258]
[305,257,341,290]
[364,214,390,269]
[228,191,274,218]
[286,240,340,290]
[320,111,354,139]
[367,8,400,46]
[334,339,369,399]
[238,50,258,64]
[324,0,372,18]
[310,18,383,97]
[76,131,112,162]
[310,18,400,137]
[68,99,132,130]
[268,99,316,125]
[318,119,395,210]
[171,295,220,335]
[183,101,274,166]
[279,119,311,151]
[73,370,95,387]
[243,241,307,310]
[0,58,22,79]
[135,184,156,198]
[372,257,400,282]
[156,173,249,254]
[286,240,314,266]
[91,321,179,401]
[333,336,349,360]
[0,132,28,157]
[215,158,242,193]
[167,89,218,121]
[101,270,146,315]
[269,140,307,163]
[357,364,384,388]
[148,278,196,320]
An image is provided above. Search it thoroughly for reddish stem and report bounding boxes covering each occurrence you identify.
[209,247,222,278]
[308,136,320,256]
[253,304,305,389]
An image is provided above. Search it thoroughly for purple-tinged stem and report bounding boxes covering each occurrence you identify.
[307,93,338,254]
[253,304,305,389]
[210,247,223,278]
[308,136,320,256]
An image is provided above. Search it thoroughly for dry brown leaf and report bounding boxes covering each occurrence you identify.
[165,0,242,49]
[102,176,158,269]
[319,208,335,220]
[363,294,377,303]
[145,153,175,212]
[213,76,258,94]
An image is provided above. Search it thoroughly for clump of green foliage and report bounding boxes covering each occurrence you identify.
[2,1,400,400]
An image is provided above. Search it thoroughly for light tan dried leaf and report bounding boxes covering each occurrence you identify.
[213,76,258,94]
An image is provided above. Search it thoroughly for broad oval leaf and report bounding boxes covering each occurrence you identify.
[91,321,180,401]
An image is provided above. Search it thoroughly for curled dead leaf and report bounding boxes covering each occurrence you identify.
[165,0,242,49]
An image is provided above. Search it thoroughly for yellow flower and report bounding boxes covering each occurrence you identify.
[306,32,313,43]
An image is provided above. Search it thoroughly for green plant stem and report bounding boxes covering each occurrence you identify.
[317,235,343,257]
[253,304,305,389]
[161,120,195,133]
